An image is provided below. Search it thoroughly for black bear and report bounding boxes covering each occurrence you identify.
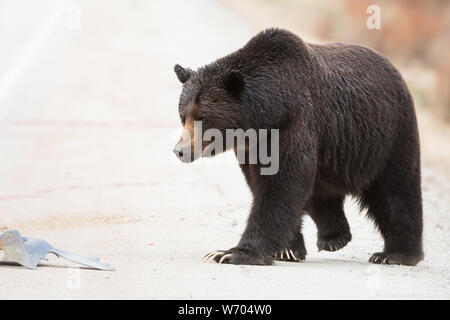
[173,28,423,266]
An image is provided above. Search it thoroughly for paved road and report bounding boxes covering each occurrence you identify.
[0,0,449,299]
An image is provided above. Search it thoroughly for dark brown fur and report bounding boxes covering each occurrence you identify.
[174,28,423,266]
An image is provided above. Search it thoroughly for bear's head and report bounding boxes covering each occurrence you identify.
[173,64,245,163]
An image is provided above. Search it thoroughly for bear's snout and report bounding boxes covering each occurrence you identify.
[173,145,184,158]
[173,143,191,163]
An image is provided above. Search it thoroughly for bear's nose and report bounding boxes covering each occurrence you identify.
[173,146,184,158]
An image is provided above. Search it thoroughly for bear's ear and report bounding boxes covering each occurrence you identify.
[174,64,191,84]
[223,70,245,96]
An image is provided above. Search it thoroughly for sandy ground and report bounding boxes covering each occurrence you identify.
[0,0,449,299]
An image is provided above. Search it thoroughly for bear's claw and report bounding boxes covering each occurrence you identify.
[273,248,305,262]
[202,251,225,262]
[202,248,272,265]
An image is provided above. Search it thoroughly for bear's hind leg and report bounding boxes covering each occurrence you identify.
[363,162,424,266]
[308,196,352,252]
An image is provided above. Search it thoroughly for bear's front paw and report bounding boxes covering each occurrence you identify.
[202,247,272,265]
[273,248,306,262]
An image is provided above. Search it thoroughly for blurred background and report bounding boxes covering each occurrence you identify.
[1,0,448,180]
[0,0,448,299]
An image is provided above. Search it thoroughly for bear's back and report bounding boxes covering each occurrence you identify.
[306,42,416,190]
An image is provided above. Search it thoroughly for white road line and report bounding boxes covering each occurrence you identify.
[0,0,69,104]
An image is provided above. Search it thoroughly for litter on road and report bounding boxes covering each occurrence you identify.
[0,230,115,271]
